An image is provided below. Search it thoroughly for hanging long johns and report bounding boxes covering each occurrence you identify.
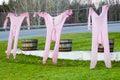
[34,10,72,64]
[88,5,111,69]
[3,12,30,59]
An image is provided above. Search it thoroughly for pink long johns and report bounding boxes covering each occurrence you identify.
[88,5,111,69]
[34,10,72,64]
[3,12,30,59]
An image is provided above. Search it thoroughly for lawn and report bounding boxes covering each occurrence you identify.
[0,32,120,80]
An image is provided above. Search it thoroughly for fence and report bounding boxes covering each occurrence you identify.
[0,7,120,31]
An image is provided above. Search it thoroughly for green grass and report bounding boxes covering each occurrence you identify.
[0,32,120,80]
[16,32,120,51]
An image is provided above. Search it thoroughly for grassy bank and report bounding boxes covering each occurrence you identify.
[0,32,120,80]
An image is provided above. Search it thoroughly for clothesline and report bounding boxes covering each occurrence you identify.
[1,4,115,15]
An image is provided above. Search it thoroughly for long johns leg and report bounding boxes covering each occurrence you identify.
[52,31,61,64]
[6,31,14,59]
[90,33,99,69]
[13,28,20,59]
[102,31,111,68]
[42,29,52,64]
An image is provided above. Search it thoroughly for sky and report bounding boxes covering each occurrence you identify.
[0,0,9,5]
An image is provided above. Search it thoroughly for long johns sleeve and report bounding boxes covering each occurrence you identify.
[3,13,10,29]
[88,8,92,30]
[33,12,38,17]
[38,12,46,17]
[62,9,72,18]
[106,5,110,11]
[26,12,30,30]
[33,12,46,18]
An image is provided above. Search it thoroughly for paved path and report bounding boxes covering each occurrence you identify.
[15,49,120,61]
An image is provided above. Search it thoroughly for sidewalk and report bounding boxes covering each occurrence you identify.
[15,49,120,61]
